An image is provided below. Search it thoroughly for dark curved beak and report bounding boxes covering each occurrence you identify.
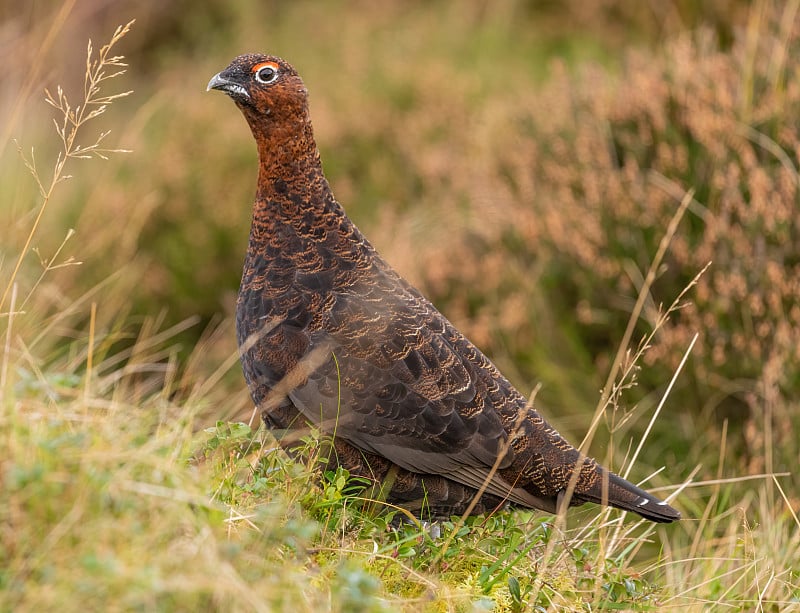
[207,72,250,100]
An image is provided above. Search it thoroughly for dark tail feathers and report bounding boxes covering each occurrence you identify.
[576,470,681,523]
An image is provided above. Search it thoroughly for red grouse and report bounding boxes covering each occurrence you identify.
[208,54,680,523]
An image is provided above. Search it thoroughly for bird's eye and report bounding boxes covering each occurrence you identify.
[255,65,278,84]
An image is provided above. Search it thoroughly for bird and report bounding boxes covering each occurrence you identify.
[207,53,681,523]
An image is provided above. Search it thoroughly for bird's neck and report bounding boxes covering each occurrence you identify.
[248,116,333,219]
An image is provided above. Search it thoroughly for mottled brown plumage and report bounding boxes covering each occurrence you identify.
[208,54,681,523]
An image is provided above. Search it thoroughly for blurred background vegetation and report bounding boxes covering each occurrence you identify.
[2,0,797,500]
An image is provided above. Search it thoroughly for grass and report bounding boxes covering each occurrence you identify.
[2,348,798,610]
[2,3,800,611]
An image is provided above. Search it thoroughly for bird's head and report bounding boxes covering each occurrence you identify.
[207,54,308,126]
